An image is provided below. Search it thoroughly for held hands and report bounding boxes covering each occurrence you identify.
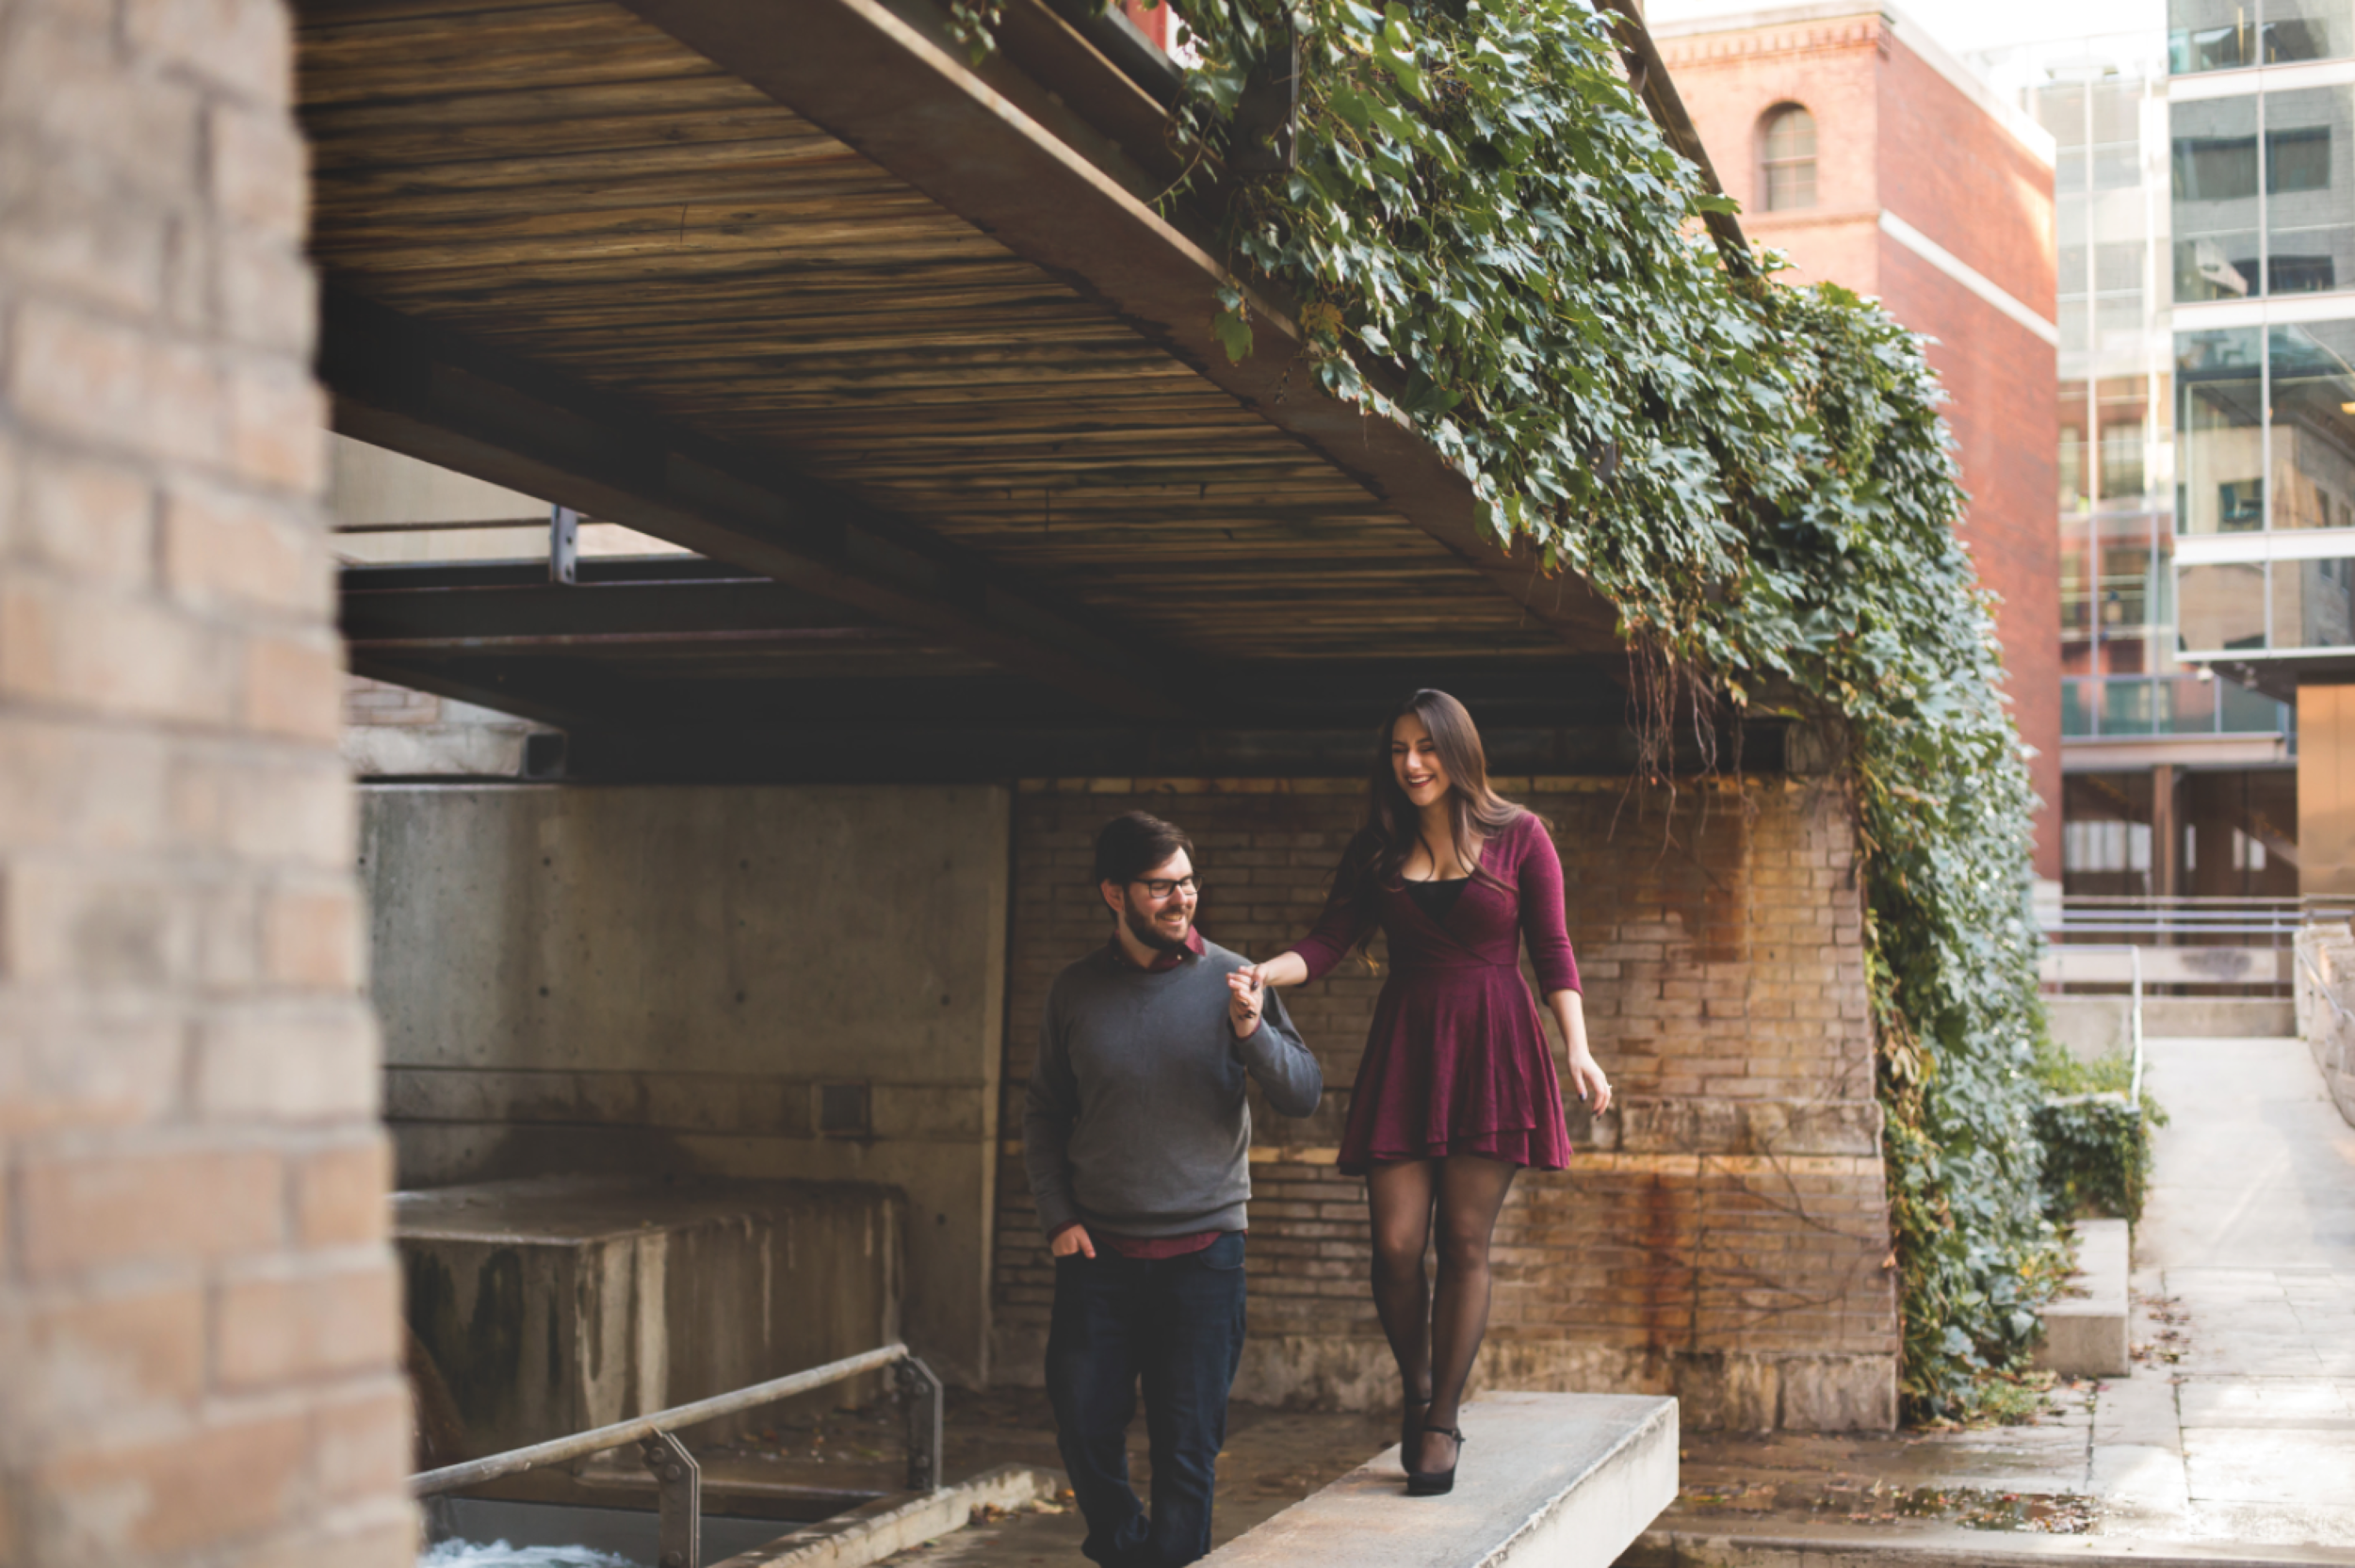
[1050,1224,1096,1259]
[1225,965,1266,1040]
[1567,1050,1613,1115]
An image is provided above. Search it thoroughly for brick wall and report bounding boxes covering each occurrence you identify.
[990,779,1899,1431]
[0,0,413,1560]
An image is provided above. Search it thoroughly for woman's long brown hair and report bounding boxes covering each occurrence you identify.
[1336,689,1523,914]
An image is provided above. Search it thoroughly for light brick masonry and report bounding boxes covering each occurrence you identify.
[990,779,1900,1431]
[0,0,414,1560]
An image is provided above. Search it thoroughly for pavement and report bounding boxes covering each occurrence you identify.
[884,1033,2355,1567]
[436,1030,2355,1568]
[1641,1032,2355,1562]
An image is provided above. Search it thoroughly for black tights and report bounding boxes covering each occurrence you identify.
[1367,1156,1518,1473]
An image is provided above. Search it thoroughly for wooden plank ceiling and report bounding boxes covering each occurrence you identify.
[298,0,1617,734]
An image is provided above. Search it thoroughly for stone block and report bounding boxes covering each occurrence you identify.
[164,478,324,616]
[0,994,184,1133]
[9,299,222,467]
[28,1405,308,1559]
[19,443,158,587]
[294,1135,394,1246]
[215,1254,401,1391]
[18,1141,283,1278]
[2035,1218,2131,1378]
[193,999,381,1122]
[208,101,310,241]
[124,0,293,105]
[0,1282,208,1434]
[396,1176,906,1457]
[1197,1392,1676,1568]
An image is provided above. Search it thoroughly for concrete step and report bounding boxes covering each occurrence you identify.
[711,1463,1061,1568]
[1201,1392,1678,1568]
[1622,1526,2355,1566]
[2035,1218,2132,1379]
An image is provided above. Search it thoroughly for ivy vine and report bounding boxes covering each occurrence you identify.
[1151,0,2061,1416]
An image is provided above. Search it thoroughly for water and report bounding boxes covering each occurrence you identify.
[420,1543,639,1568]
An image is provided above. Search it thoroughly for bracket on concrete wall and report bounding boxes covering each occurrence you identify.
[898,1355,945,1493]
[641,1430,702,1568]
[550,505,581,585]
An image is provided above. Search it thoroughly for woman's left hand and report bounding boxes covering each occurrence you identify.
[1567,1051,1612,1115]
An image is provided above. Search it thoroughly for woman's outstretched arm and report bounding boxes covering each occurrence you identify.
[1250,950,1309,988]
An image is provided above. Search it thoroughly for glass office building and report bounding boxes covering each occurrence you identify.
[1978,21,2299,897]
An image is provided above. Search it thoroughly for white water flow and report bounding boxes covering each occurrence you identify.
[420,1543,640,1568]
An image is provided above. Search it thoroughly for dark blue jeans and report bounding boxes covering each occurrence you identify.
[1046,1232,1247,1568]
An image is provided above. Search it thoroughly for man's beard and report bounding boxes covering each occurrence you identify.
[1123,897,1190,953]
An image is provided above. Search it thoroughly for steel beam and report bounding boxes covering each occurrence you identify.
[320,291,1197,722]
[613,0,1625,657]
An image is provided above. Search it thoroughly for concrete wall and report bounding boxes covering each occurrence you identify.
[2294,925,2355,1125]
[991,778,1900,1431]
[0,0,414,1559]
[363,784,1009,1385]
[398,1176,903,1457]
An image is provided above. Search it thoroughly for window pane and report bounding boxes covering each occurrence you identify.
[2038,83,2088,145]
[2179,561,2269,648]
[2274,557,2355,645]
[2218,677,2287,730]
[2167,674,2220,732]
[2265,0,2355,62]
[1763,106,1815,162]
[2093,81,2144,145]
[2094,140,2142,191]
[2063,680,2096,736]
[2268,322,2355,529]
[2171,0,2257,71]
[2176,328,2266,533]
[2265,88,2355,295]
[2103,677,2159,734]
[1762,105,1817,212]
[2173,95,2263,299]
[2061,380,2091,512]
[2094,241,2146,292]
[1765,162,1816,211]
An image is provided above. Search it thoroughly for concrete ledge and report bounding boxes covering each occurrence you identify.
[1204,1392,1677,1568]
[1625,1526,2355,1566]
[711,1463,1062,1568]
[2034,1219,2131,1379]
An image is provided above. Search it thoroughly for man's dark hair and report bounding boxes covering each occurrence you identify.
[1094,811,1194,887]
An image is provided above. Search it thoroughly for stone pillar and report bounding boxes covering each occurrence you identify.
[0,0,413,1560]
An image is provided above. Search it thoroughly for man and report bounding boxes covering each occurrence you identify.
[1026,811,1323,1568]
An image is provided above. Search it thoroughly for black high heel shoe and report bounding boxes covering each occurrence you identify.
[1400,1397,1430,1467]
[1405,1424,1464,1496]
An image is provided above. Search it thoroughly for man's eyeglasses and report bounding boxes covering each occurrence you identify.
[1130,876,1201,898]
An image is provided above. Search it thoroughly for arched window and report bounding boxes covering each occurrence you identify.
[1761,105,1818,212]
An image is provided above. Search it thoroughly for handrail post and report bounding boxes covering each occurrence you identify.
[899,1355,945,1493]
[2128,943,2145,1105]
[642,1430,701,1568]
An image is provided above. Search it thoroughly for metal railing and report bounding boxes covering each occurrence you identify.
[2046,943,2145,1102]
[414,1343,944,1568]
[2045,896,2352,946]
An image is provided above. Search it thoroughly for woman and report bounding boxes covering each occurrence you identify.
[1229,690,1610,1495]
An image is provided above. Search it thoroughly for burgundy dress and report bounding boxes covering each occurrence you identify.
[1293,812,1582,1175]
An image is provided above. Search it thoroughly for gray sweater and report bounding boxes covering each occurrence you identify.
[1025,937,1323,1239]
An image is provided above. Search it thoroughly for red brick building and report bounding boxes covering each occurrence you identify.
[1657,2,2064,881]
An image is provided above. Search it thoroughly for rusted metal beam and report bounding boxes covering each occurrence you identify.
[320,291,1197,721]
[615,0,1624,657]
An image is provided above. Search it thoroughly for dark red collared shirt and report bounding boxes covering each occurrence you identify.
[1053,923,1230,1260]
